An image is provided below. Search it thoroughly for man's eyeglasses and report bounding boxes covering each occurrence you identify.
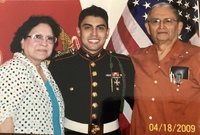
[27,34,57,44]
[147,18,178,26]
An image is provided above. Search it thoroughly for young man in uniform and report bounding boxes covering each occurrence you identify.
[49,5,134,135]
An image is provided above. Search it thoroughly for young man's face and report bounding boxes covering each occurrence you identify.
[76,16,110,54]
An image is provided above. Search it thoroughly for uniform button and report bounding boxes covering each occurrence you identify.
[185,51,188,54]
[176,88,179,91]
[92,71,97,76]
[86,54,90,57]
[134,84,136,87]
[152,98,155,101]
[92,114,97,119]
[98,53,101,57]
[154,80,157,84]
[158,66,161,68]
[92,82,98,87]
[70,87,74,91]
[92,103,98,108]
[149,116,152,120]
[91,62,96,67]
[92,92,98,97]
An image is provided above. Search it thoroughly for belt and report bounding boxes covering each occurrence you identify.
[64,117,119,134]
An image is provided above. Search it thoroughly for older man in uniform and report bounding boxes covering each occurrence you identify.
[49,5,134,135]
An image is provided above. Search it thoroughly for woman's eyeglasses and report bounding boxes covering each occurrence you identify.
[27,34,57,44]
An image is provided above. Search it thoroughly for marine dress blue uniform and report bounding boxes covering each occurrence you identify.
[49,47,134,135]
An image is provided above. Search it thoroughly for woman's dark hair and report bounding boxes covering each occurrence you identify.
[10,15,61,53]
[78,5,109,28]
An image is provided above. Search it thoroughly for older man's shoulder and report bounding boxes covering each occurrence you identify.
[183,42,200,50]
[131,45,153,55]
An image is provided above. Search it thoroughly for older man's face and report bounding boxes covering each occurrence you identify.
[145,6,183,45]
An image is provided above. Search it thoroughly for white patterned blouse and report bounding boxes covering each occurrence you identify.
[0,52,64,134]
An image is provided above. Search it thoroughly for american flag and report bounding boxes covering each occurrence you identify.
[106,0,200,55]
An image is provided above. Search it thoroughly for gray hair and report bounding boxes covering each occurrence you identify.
[147,2,180,22]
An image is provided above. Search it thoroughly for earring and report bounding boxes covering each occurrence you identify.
[21,49,24,54]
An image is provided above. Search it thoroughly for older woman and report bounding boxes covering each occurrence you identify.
[0,15,64,135]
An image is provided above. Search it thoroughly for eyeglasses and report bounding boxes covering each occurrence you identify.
[27,34,57,44]
[147,18,178,26]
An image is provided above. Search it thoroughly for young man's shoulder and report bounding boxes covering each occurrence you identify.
[51,50,78,62]
[106,50,131,61]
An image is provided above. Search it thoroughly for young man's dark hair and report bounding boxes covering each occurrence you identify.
[78,5,109,28]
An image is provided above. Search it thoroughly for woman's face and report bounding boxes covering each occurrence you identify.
[21,23,55,66]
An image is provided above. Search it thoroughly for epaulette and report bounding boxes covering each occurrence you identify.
[45,49,77,66]
[54,47,77,58]
[55,50,77,59]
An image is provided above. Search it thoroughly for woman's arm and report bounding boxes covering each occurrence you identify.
[0,117,14,133]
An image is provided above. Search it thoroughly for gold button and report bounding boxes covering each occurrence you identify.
[92,102,98,108]
[92,82,98,87]
[70,87,74,91]
[98,53,101,57]
[86,54,90,57]
[92,92,98,97]
[92,71,97,76]
[92,114,97,119]
[91,62,96,67]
